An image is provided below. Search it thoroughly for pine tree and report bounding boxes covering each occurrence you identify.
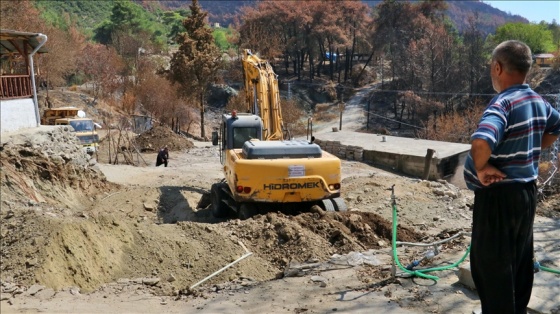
[167,0,222,139]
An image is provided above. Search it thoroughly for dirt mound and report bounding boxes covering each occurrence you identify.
[1,127,114,206]
[1,127,117,289]
[0,127,425,296]
[134,126,194,152]
[227,211,423,269]
[0,185,423,295]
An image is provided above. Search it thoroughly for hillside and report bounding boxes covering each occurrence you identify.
[33,0,530,37]
[33,1,114,32]
[183,0,529,35]
[443,0,528,34]
[364,0,528,35]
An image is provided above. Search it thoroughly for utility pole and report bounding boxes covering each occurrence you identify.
[367,99,370,130]
[287,82,292,100]
[338,96,345,131]
[381,53,384,90]
[336,84,344,131]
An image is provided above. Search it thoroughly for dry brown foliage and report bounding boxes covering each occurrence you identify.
[1,0,85,89]
[78,43,125,99]
[399,91,444,123]
[225,90,248,113]
[279,97,306,137]
[38,26,81,88]
[313,103,338,122]
[418,100,483,143]
[121,91,136,114]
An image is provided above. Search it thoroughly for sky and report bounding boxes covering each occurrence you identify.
[482,1,559,24]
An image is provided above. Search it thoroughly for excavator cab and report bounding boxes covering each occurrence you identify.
[218,111,263,164]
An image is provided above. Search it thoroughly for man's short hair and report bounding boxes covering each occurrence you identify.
[492,40,532,75]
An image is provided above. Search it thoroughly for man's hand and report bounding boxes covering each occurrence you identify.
[470,138,506,185]
[476,163,506,186]
[542,134,559,149]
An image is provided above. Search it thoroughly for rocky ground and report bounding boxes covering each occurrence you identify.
[1,121,559,313]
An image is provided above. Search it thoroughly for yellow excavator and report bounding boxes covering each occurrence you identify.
[210,49,346,219]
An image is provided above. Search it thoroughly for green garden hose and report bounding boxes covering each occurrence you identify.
[389,184,560,280]
[390,184,469,281]
[535,262,560,275]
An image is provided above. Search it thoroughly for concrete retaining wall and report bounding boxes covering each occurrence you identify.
[1,98,37,133]
[315,138,468,185]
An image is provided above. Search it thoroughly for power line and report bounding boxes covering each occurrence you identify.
[355,108,425,130]
[282,80,560,98]
[340,106,478,139]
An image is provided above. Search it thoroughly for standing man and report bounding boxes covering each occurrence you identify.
[464,40,560,313]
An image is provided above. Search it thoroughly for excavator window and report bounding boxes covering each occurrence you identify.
[233,127,258,149]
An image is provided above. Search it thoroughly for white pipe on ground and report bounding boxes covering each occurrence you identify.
[189,252,253,290]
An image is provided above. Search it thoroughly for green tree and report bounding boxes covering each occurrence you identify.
[161,9,189,43]
[493,22,554,53]
[93,0,167,87]
[547,19,560,51]
[93,0,166,49]
[166,0,222,138]
[33,0,114,36]
[213,27,232,51]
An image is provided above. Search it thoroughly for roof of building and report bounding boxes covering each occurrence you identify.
[534,53,555,58]
[0,29,48,56]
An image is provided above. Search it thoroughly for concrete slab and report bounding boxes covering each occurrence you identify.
[315,130,470,159]
[313,130,471,186]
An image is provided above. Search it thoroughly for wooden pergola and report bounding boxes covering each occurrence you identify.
[0,29,48,100]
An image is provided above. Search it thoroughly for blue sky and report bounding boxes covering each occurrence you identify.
[482,1,559,24]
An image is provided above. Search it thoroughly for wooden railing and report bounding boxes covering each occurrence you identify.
[0,75,33,99]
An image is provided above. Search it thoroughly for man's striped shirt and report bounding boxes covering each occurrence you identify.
[464,84,560,191]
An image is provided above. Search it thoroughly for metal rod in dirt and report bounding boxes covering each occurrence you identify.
[396,232,471,247]
[189,252,253,290]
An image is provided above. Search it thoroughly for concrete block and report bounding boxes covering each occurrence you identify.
[457,263,476,290]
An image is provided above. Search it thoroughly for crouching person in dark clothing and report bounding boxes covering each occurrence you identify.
[156,147,169,167]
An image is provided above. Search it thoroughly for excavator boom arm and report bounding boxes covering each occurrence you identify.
[242,49,285,141]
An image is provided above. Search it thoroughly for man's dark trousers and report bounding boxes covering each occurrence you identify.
[471,181,537,314]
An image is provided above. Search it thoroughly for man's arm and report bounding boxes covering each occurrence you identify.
[542,134,559,149]
[471,139,492,171]
[470,138,506,186]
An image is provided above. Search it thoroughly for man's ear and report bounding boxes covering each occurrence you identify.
[495,61,503,75]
